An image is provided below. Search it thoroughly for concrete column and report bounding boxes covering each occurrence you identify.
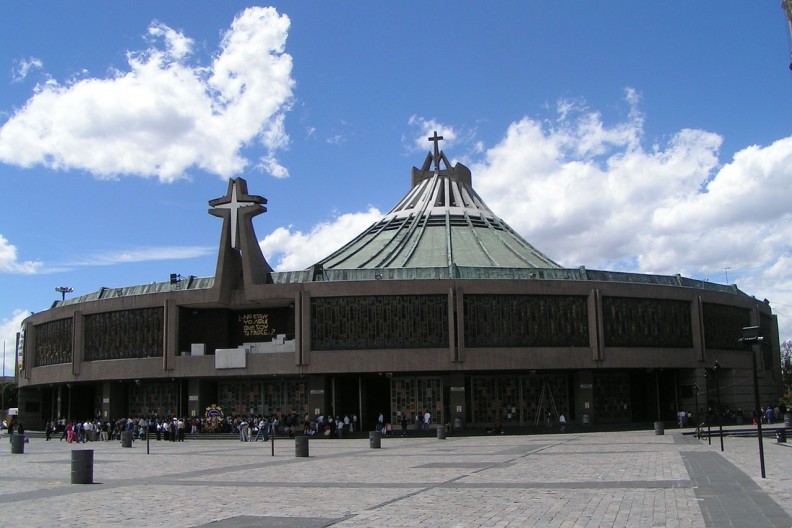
[72,311,83,375]
[448,372,465,429]
[574,371,594,425]
[308,376,326,417]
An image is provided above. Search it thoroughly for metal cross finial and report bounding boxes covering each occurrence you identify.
[428,131,443,173]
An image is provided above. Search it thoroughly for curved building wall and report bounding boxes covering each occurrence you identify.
[16,275,783,430]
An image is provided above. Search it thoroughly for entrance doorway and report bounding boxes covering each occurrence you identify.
[332,375,360,421]
[361,375,390,432]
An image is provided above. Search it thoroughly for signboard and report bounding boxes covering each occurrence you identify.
[238,312,275,338]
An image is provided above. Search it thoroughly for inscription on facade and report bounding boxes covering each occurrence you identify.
[238,312,275,338]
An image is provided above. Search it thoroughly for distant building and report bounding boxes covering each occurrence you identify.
[16,139,782,429]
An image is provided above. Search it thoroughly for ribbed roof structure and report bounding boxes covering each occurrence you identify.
[316,136,560,271]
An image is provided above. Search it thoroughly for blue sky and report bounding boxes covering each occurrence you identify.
[2,2,792,374]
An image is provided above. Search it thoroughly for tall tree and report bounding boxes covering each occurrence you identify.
[781,340,792,395]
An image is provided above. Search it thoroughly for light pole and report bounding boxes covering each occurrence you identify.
[741,326,766,479]
[1,341,5,413]
[55,287,73,302]
[713,361,723,452]
[693,383,700,432]
[704,370,712,445]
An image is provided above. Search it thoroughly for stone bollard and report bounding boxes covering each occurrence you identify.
[295,436,309,457]
[369,431,381,449]
[71,450,94,484]
[437,425,446,440]
[654,421,664,435]
[10,434,24,454]
[121,431,133,448]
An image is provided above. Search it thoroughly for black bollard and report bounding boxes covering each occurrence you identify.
[71,450,93,484]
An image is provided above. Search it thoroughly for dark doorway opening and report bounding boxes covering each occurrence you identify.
[361,375,390,432]
[332,375,359,421]
[630,370,677,422]
[71,384,97,420]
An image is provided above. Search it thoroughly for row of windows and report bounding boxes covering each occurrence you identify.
[32,297,760,365]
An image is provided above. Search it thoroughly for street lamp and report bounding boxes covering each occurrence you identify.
[741,325,766,479]
[704,370,711,445]
[712,361,724,452]
[55,287,73,301]
[693,383,700,433]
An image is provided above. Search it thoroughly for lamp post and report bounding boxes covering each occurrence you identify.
[55,287,73,301]
[693,383,700,434]
[713,361,723,452]
[704,370,711,445]
[741,326,766,479]
[1,341,5,413]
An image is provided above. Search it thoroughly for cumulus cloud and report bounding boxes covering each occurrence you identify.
[406,115,458,152]
[0,235,42,274]
[259,207,383,270]
[0,7,294,181]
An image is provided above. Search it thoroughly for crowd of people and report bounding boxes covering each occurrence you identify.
[678,402,788,428]
[44,417,193,443]
[34,409,443,444]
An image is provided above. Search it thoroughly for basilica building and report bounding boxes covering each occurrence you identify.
[16,137,783,430]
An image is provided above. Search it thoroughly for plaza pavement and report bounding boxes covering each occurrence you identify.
[0,426,790,528]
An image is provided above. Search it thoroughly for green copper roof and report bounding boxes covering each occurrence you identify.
[315,147,560,272]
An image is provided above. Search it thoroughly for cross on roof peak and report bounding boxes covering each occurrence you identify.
[428,131,444,173]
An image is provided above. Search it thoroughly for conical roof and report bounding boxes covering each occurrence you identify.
[316,135,560,271]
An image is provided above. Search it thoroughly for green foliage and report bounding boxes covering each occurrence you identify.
[0,382,17,409]
[782,341,792,392]
[781,341,792,409]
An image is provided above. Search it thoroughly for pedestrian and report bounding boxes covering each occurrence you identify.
[239,418,249,442]
[400,414,408,436]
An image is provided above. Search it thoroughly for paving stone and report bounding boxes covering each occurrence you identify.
[0,428,788,527]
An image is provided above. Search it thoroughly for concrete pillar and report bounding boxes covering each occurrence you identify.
[574,371,594,425]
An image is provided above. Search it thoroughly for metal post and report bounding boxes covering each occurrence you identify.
[714,361,724,452]
[271,423,275,457]
[704,371,711,445]
[655,371,661,421]
[751,348,766,478]
[693,383,700,428]
[741,326,766,479]
[1,341,4,413]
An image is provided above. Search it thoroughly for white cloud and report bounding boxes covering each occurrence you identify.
[63,245,215,266]
[147,22,193,60]
[406,115,458,152]
[259,207,382,271]
[0,7,294,181]
[0,235,42,274]
[11,57,42,82]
